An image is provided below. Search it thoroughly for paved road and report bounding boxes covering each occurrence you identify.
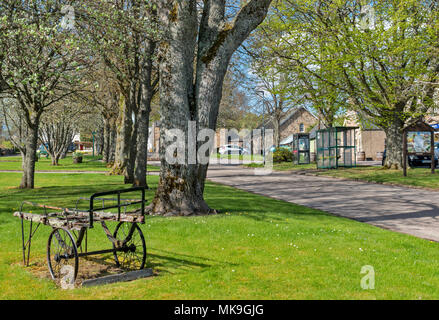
[207,165,439,242]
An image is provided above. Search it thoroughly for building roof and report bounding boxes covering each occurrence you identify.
[258,106,318,129]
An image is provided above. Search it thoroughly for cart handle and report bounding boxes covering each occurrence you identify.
[88,187,146,228]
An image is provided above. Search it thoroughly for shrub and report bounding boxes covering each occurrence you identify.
[72,152,83,163]
[272,147,293,163]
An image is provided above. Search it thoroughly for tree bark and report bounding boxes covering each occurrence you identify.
[133,39,156,187]
[151,0,273,216]
[20,123,39,189]
[111,95,133,178]
[133,98,150,187]
[383,117,404,169]
[126,113,138,184]
[382,103,405,170]
[273,116,281,148]
[109,119,117,163]
[103,117,111,163]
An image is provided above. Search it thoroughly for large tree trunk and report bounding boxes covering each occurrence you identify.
[383,116,404,170]
[111,95,133,179]
[133,100,150,187]
[151,0,272,216]
[109,120,117,163]
[20,124,39,189]
[50,153,61,166]
[133,40,156,188]
[382,103,405,170]
[151,1,203,215]
[126,114,138,184]
[103,117,111,163]
[273,117,281,148]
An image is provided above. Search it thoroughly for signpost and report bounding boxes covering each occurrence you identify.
[403,121,435,177]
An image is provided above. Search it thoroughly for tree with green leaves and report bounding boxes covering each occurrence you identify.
[77,0,159,186]
[257,0,439,169]
[0,0,89,188]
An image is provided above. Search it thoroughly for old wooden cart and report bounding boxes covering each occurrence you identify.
[14,187,147,284]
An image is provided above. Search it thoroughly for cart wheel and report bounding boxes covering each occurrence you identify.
[47,228,78,284]
[113,222,146,270]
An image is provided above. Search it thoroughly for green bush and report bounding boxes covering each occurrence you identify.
[272,148,293,163]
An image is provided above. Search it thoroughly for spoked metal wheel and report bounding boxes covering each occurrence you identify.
[47,228,79,283]
[113,222,146,270]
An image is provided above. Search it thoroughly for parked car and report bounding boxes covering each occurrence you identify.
[382,143,439,167]
[38,144,49,156]
[218,145,249,155]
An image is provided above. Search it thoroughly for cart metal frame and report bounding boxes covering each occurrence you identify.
[14,187,147,285]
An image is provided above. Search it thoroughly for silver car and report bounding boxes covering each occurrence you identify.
[218,145,249,155]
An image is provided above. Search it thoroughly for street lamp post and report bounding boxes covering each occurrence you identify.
[257,91,266,166]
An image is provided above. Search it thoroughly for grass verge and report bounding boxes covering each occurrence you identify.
[1,172,439,299]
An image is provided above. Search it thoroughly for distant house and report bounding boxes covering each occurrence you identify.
[246,107,317,153]
[260,107,318,142]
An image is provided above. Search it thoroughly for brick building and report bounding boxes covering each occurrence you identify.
[253,107,318,152]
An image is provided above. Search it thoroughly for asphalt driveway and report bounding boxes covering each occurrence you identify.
[207,165,439,242]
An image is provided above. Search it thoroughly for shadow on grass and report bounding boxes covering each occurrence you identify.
[147,252,213,275]
[204,183,329,223]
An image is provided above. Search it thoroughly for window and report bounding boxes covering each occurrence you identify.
[299,123,305,133]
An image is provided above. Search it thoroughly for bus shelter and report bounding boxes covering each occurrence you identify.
[316,127,358,169]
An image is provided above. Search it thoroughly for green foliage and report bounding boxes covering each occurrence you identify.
[256,0,439,166]
[72,152,83,159]
[272,147,293,163]
[0,0,87,114]
[261,0,439,127]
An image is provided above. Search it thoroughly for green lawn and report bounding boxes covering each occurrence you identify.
[1,171,439,299]
[0,155,159,172]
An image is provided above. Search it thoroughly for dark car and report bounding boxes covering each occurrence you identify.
[382,144,439,167]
